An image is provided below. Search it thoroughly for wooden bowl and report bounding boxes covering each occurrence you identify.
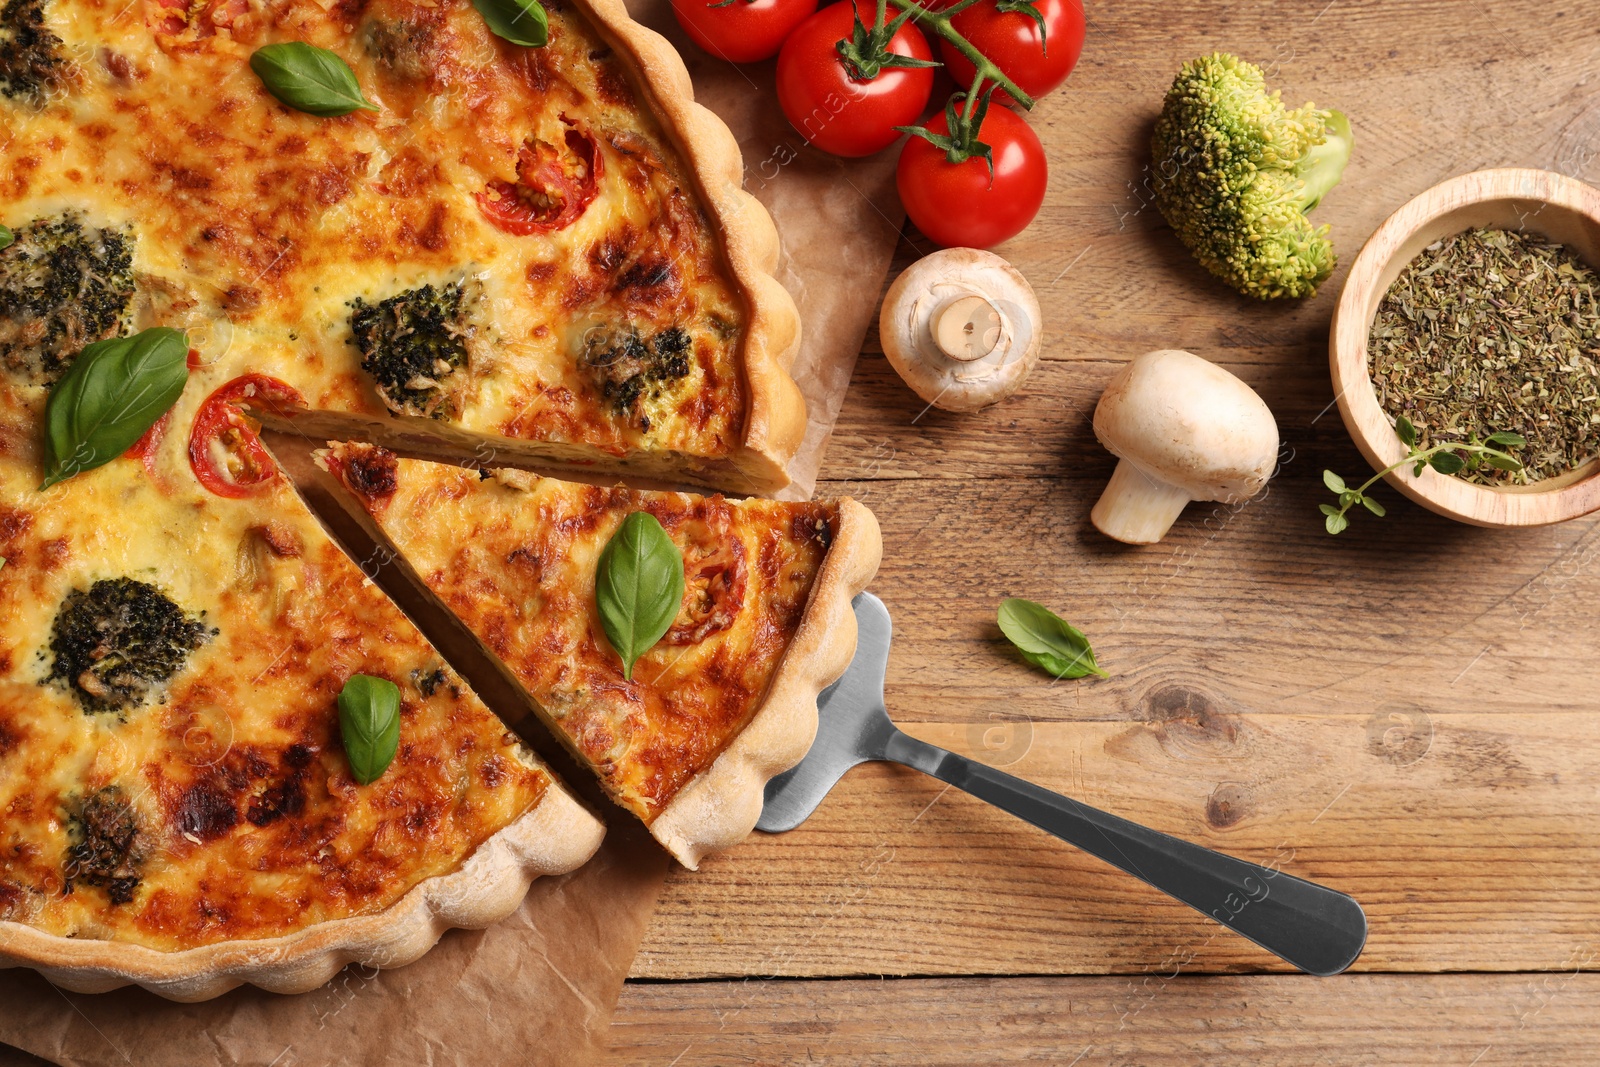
[1329,168,1600,528]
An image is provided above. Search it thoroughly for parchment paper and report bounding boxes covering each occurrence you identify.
[0,2,903,1063]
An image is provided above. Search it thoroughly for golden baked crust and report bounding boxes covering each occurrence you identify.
[321,444,881,867]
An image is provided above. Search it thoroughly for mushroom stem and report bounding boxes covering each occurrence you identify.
[932,295,1001,362]
[1090,459,1195,545]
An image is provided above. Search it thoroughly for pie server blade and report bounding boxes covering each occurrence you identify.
[758,592,1368,977]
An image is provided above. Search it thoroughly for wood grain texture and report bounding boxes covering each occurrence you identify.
[635,0,1600,982]
[605,973,1600,1066]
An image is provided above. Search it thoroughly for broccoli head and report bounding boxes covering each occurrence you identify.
[46,577,210,715]
[579,324,691,431]
[350,281,474,419]
[0,212,136,385]
[0,0,65,104]
[1151,52,1353,301]
[64,786,144,905]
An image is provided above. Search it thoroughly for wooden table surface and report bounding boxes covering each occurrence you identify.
[605,0,1600,1061]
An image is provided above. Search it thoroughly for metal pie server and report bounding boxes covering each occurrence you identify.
[758,593,1367,977]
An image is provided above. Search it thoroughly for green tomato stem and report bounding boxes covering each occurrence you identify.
[883,0,1036,109]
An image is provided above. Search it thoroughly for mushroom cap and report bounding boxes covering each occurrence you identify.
[879,248,1042,413]
[1092,349,1280,502]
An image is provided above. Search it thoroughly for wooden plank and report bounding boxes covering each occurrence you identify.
[604,973,1600,1066]
[633,716,1600,977]
[630,0,1600,978]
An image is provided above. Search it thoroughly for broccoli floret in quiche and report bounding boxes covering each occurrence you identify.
[64,786,144,905]
[0,213,136,384]
[46,578,210,715]
[350,281,475,419]
[580,325,693,430]
[0,0,65,104]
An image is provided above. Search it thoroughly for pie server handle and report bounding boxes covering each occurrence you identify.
[881,730,1368,976]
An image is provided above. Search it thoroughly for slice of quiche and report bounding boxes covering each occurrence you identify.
[320,443,881,867]
[1,0,803,493]
[0,377,603,1001]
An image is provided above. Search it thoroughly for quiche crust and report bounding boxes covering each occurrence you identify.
[650,499,881,867]
[581,0,807,495]
[0,781,602,1002]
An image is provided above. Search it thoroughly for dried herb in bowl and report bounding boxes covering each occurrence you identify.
[1369,227,1600,485]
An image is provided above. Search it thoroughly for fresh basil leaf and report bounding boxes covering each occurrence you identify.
[338,673,401,785]
[997,598,1107,680]
[1394,415,1417,447]
[250,42,379,117]
[1486,453,1523,471]
[40,327,189,491]
[1324,511,1349,535]
[1485,431,1527,448]
[473,0,549,47]
[1361,496,1386,516]
[0,224,12,250]
[596,511,684,681]
[1428,451,1466,475]
[1322,470,1345,493]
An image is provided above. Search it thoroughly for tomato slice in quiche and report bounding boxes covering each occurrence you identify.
[319,443,881,868]
[0,0,803,494]
[0,376,602,1001]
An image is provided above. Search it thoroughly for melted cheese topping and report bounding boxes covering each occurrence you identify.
[326,445,834,821]
[2,0,747,462]
[0,368,558,952]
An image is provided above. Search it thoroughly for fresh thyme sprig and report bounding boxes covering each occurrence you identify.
[1320,415,1527,534]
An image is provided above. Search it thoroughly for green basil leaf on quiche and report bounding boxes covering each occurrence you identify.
[0,224,13,250]
[997,597,1107,680]
[596,511,685,681]
[338,674,402,785]
[473,0,549,47]
[40,327,190,491]
[249,42,379,117]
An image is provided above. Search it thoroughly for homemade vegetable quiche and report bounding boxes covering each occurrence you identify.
[0,384,605,1000]
[321,443,880,868]
[0,0,877,1002]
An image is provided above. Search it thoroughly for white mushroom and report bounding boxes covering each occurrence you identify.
[879,248,1042,412]
[1089,349,1280,545]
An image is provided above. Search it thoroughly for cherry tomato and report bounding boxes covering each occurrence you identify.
[188,375,304,498]
[671,0,819,64]
[896,103,1047,248]
[476,128,602,236]
[124,410,171,481]
[665,514,748,644]
[145,0,247,41]
[939,0,1085,106]
[776,3,935,158]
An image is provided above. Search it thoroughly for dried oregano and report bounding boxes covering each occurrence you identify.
[1370,227,1600,485]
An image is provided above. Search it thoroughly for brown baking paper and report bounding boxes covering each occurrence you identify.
[0,1,902,1063]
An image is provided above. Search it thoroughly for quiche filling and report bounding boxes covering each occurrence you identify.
[323,443,838,823]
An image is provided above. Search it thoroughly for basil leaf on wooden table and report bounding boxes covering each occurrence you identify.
[997,597,1107,679]
[40,327,189,490]
[338,673,401,785]
[473,0,549,47]
[596,511,685,681]
[250,42,379,117]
